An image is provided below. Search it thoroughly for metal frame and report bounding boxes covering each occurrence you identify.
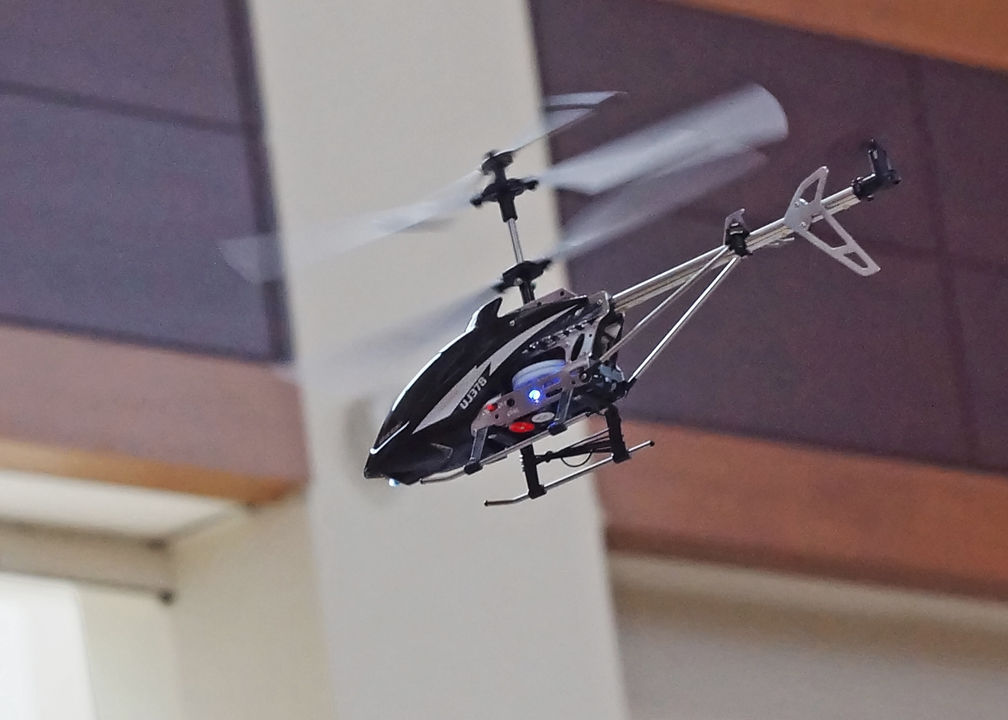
[595,167,873,390]
[424,164,888,503]
[484,440,654,506]
[612,179,863,312]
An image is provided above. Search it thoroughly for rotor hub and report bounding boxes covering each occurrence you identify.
[470,151,539,222]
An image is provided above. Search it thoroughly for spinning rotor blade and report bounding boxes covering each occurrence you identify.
[282,286,501,398]
[549,150,766,263]
[219,232,285,284]
[537,84,787,195]
[220,93,623,283]
[354,286,502,360]
[502,107,593,155]
[368,169,484,235]
[501,91,622,154]
[283,152,766,396]
[221,83,783,300]
[219,170,484,283]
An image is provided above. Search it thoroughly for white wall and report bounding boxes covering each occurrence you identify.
[613,556,1008,720]
[168,497,336,720]
[77,586,184,720]
[0,572,96,720]
[245,1,629,718]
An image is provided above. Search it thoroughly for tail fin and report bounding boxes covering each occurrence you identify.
[784,166,880,277]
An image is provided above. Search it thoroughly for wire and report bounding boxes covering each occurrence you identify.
[561,452,594,468]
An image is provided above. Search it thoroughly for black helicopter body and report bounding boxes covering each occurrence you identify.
[362,134,899,506]
[221,85,900,505]
[364,288,628,485]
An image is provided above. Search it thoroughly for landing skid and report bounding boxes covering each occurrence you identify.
[484,407,653,507]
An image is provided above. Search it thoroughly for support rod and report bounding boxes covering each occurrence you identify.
[630,255,741,384]
[507,218,524,263]
[600,246,732,362]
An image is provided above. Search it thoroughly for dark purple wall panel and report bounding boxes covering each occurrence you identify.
[955,269,1008,467]
[531,0,1008,471]
[574,223,967,464]
[920,59,1008,266]
[534,0,934,254]
[0,0,283,359]
[0,95,270,355]
[0,0,242,123]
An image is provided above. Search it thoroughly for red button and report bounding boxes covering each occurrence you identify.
[509,421,536,434]
[486,402,498,412]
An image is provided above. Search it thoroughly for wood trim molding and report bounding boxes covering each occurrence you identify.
[597,420,1008,601]
[0,325,307,503]
[661,0,1008,74]
[0,437,297,504]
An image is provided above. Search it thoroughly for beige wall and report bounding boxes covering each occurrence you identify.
[168,497,335,720]
[245,0,630,718]
[612,556,1008,720]
[0,499,332,720]
[77,586,184,720]
[0,573,97,720]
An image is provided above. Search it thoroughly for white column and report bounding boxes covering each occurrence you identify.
[246,1,629,718]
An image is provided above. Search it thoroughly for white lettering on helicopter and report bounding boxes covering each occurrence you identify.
[414,314,562,432]
[458,367,489,411]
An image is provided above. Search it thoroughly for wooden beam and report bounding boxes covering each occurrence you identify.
[0,437,297,504]
[0,326,307,503]
[598,420,1008,601]
[662,0,1008,74]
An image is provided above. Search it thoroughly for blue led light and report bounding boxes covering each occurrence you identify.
[388,479,401,487]
[528,388,542,402]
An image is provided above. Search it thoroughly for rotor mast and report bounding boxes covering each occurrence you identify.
[471,151,541,303]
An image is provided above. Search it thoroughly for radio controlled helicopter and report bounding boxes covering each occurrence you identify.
[223,86,899,506]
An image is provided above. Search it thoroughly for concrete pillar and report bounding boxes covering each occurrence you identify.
[246,1,629,718]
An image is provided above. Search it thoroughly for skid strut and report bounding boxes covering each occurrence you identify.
[485,406,652,507]
[520,446,546,500]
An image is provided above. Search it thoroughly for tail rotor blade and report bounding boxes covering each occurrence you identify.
[537,85,787,195]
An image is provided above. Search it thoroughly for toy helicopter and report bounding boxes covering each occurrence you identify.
[223,86,900,506]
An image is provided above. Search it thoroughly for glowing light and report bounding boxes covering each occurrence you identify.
[388,479,401,487]
[528,388,542,402]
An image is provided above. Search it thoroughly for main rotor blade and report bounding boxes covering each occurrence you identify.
[369,169,484,235]
[501,91,622,154]
[219,92,624,283]
[282,285,502,398]
[537,85,787,195]
[218,170,484,282]
[219,232,285,284]
[278,153,761,397]
[547,150,766,264]
[220,87,779,284]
